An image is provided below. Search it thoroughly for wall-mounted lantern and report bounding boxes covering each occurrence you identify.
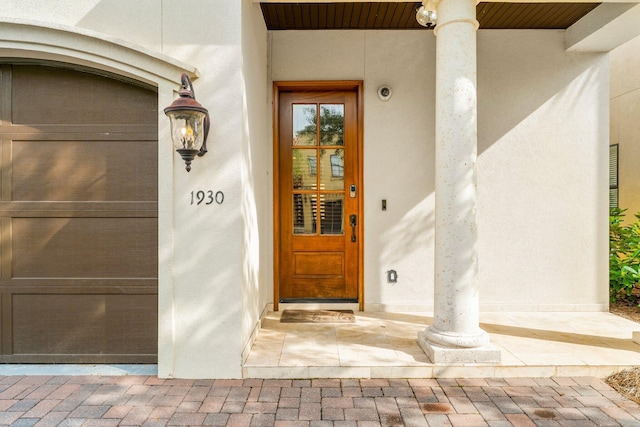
[164,73,210,172]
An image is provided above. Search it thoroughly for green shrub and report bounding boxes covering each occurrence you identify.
[610,208,640,304]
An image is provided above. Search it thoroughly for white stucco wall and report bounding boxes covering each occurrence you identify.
[270,29,609,312]
[240,1,270,360]
[477,31,609,311]
[611,35,640,217]
[0,0,611,378]
[159,1,246,379]
[270,30,437,312]
[0,0,162,50]
[0,0,269,378]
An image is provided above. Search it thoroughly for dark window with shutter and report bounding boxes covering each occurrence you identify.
[610,144,619,209]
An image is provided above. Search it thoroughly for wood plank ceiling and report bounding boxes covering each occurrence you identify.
[260,2,600,30]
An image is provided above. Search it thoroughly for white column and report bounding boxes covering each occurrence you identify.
[418,0,500,363]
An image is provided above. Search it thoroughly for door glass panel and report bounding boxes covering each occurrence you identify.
[319,149,344,191]
[293,104,317,146]
[320,194,344,235]
[320,104,344,146]
[292,149,317,190]
[293,194,317,235]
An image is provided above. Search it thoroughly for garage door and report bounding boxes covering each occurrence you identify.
[0,63,158,363]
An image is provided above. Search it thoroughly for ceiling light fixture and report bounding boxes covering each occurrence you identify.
[416,0,438,28]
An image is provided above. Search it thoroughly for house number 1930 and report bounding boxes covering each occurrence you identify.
[190,190,224,205]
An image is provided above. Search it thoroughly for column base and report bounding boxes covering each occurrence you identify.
[418,331,501,364]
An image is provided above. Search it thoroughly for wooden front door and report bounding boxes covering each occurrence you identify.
[275,82,363,306]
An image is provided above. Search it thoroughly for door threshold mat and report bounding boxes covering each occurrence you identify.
[280,309,355,323]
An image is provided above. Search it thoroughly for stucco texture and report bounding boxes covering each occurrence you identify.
[0,0,611,378]
[270,29,609,312]
[611,35,640,218]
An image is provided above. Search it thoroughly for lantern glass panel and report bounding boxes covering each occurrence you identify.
[168,110,206,151]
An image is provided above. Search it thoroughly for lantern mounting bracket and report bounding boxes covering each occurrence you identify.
[179,74,210,158]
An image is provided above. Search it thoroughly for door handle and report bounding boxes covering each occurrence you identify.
[349,214,357,242]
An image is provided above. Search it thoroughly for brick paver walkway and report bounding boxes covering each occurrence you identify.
[0,376,639,426]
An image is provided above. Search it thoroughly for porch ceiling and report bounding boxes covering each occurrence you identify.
[260,2,600,30]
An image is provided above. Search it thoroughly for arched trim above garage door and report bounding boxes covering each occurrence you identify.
[0,18,198,366]
[0,19,189,367]
[0,18,197,87]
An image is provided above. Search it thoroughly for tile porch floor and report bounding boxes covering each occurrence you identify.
[243,311,640,379]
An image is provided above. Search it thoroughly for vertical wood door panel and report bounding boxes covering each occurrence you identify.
[11,65,157,125]
[13,294,157,355]
[277,87,362,302]
[12,217,157,278]
[12,140,157,202]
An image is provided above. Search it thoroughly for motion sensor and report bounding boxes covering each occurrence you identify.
[377,85,392,101]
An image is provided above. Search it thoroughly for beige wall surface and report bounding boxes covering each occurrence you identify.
[0,1,611,378]
[271,29,610,312]
[240,0,270,362]
[0,0,270,379]
[611,35,640,217]
[477,31,609,311]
